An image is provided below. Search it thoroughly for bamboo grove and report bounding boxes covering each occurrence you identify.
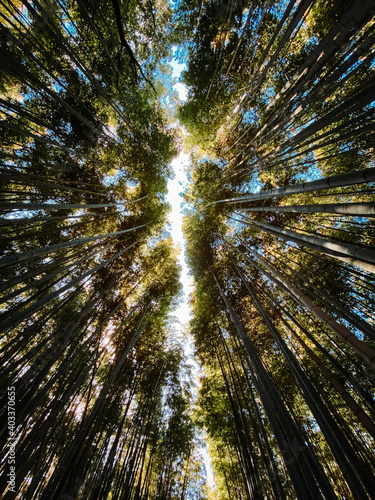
[0,0,206,498]
[1,0,375,499]
[178,0,375,498]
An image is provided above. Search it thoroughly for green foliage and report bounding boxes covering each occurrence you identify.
[2,0,375,498]
[0,1,204,498]
[180,0,375,497]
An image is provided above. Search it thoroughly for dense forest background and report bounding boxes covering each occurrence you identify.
[0,0,374,498]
